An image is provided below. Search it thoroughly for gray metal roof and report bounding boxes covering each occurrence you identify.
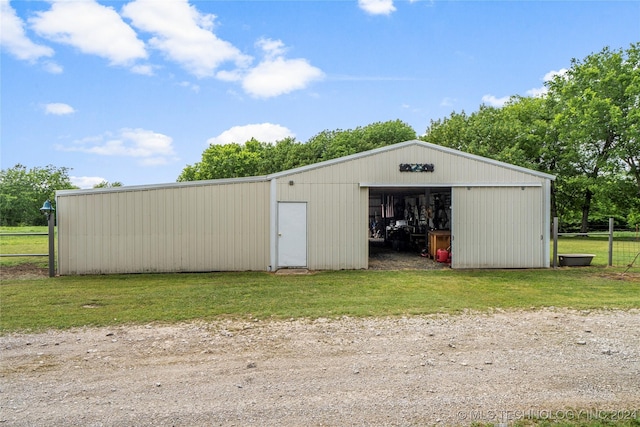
[57,139,555,197]
[56,174,270,196]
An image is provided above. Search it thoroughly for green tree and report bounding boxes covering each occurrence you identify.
[547,43,640,232]
[308,120,416,161]
[259,137,314,174]
[0,164,76,226]
[424,45,640,230]
[93,181,123,188]
[178,141,266,181]
[179,120,417,181]
[424,98,561,171]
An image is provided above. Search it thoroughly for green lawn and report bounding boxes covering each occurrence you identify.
[555,233,640,267]
[2,227,639,333]
[0,226,50,268]
[1,267,638,333]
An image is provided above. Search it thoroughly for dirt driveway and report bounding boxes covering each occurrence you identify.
[2,309,639,426]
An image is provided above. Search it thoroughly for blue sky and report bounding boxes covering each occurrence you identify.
[2,0,639,188]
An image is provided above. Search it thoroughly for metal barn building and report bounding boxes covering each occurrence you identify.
[56,140,555,274]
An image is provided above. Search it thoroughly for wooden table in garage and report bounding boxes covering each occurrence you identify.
[428,230,451,259]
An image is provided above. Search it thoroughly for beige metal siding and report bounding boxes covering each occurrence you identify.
[280,144,546,186]
[58,141,552,273]
[276,181,368,270]
[451,186,544,268]
[58,181,270,274]
[274,143,547,270]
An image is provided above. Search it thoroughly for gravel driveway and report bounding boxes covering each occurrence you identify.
[2,309,639,426]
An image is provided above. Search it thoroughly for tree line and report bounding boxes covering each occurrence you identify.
[177,120,417,181]
[2,44,638,229]
[0,165,121,226]
[179,44,639,231]
[424,44,639,231]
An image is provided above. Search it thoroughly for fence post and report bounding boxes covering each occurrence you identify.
[48,212,55,277]
[608,217,614,267]
[40,200,56,277]
[553,217,558,268]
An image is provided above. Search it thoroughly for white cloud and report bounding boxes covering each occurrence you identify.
[130,64,154,76]
[526,68,569,97]
[7,0,320,98]
[242,58,324,98]
[178,81,200,93]
[58,128,177,165]
[358,0,396,15]
[70,176,107,189]
[216,69,243,82]
[122,0,250,78]
[43,61,63,74]
[29,0,147,66]
[44,102,75,115]
[207,123,295,146]
[0,0,54,62]
[440,97,456,107]
[257,38,287,58]
[119,128,175,156]
[481,94,510,107]
[241,38,324,98]
[525,87,547,98]
[543,68,568,82]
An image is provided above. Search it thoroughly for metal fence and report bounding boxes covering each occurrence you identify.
[1,225,55,277]
[0,232,50,258]
[552,217,640,270]
[613,232,640,271]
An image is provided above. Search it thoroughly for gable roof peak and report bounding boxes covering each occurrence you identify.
[268,139,555,181]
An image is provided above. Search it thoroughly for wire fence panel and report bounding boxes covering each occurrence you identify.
[552,218,640,270]
[613,229,640,269]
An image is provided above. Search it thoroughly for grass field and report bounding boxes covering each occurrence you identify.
[3,230,639,427]
[2,267,639,333]
[555,232,640,267]
[2,227,639,333]
[0,226,50,268]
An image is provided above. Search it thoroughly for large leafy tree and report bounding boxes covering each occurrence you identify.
[424,45,639,230]
[547,43,640,232]
[178,120,417,181]
[307,120,416,161]
[178,140,267,181]
[0,164,76,226]
[423,98,567,217]
[259,137,315,174]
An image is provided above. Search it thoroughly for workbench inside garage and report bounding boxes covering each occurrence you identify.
[427,230,451,259]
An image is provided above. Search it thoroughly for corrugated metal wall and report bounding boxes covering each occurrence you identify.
[277,182,368,270]
[451,186,544,268]
[279,143,544,186]
[57,181,270,274]
[57,141,551,273]
[275,143,548,270]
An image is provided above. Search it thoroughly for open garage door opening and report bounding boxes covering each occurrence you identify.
[368,187,452,270]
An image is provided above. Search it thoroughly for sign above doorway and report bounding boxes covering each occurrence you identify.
[399,163,435,172]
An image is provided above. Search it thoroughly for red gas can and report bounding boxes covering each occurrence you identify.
[436,248,449,263]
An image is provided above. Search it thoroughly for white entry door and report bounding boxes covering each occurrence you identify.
[278,202,307,268]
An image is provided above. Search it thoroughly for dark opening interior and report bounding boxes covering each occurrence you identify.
[368,187,452,269]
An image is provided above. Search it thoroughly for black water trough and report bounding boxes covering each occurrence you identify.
[558,254,596,267]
